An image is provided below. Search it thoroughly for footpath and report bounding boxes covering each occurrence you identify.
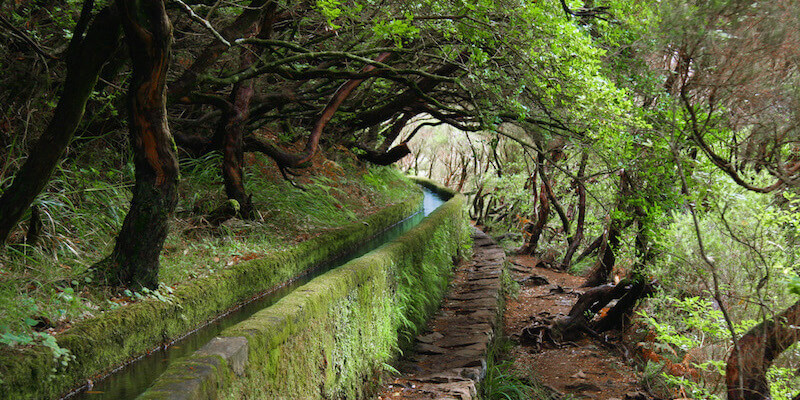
[504,255,650,400]
[377,233,654,400]
[376,228,505,400]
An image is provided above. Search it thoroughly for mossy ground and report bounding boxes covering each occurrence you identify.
[0,148,420,399]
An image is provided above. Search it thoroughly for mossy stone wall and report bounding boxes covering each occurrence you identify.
[138,183,469,399]
[0,188,423,400]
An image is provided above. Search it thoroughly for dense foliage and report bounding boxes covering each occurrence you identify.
[1,0,800,398]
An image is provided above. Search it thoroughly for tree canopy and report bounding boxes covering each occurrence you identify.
[2,0,800,398]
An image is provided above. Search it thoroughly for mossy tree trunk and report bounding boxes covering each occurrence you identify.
[106,0,178,288]
[0,7,121,244]
[726,300,800,400]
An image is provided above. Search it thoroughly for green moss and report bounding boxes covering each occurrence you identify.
[0,182,423,400]
[138,356,232,400]
[211,182,469,399]
[408,175,459,198]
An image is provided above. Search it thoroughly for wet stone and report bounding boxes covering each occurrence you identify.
[380,228,505,400]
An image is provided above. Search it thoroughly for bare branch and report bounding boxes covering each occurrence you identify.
[172,0,231,47]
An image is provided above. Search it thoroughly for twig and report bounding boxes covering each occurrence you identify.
[172,0,230,47]
[0,15,57,60]
[668,97,744,394]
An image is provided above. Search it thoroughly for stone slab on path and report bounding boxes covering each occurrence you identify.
[376,228,505,400]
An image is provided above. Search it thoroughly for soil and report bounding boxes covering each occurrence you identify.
[505,254,650,400]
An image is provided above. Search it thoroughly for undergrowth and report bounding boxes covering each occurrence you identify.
[480,337,532,400]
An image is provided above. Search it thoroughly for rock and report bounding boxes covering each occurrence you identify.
[624,391,649,400]
[565,382,602,392]
[415,343,447,355]
[374,229,503,400]
[535,249,560,268]
[196,336,248,376]
[518,274,549,286]
[416,332,444,343]
[550,285,566,293]
[570,370,587,379]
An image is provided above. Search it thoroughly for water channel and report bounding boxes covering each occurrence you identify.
[69,186,447,400]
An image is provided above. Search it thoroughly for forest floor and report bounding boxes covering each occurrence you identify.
[504,254,652,400]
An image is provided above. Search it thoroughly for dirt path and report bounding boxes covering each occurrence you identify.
[505,255,651,400]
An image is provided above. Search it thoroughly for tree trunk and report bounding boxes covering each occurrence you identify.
[0,8,121,244]
[582,171,631,287]
[543,278,653,342]
[518,152,551,255]
[726,300,800,400]
[581,222,621,287]
[633,218,653,275]
[358,143,411,166]
[518,181,550,255]
[219,82,255,219]
[518,143,566,256]
[574,233,604,265]
[215,11,273,220]
[561,151,588,268]
[105,0,178,288]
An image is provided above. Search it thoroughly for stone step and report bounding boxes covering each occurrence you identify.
[377,228,505,400]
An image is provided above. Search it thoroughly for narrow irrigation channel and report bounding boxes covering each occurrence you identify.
[68,186,447,400]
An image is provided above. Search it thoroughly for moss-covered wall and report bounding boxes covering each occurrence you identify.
[0,187,423,400]
[138,183,470,400]
[409,175,459,199]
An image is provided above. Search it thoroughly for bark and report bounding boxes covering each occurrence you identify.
[582,171,631,287]
[561,151,588,268]
[633,219,654,275]
[262,51,392,169]
[547,278,653,342]
[105,0,178,289]
[25,205,42,246]
[219,83,255,219]
[518,181,549,255]
[472,184,486,224]
[0,8,121,244]
[538,153,570,237]
[214,9,275,220]
[350,61,462,131]
[581,221,621,288]
[574,233,604,265]
[518,142,566,256]
[518,153,550,255]
[358,143,411,165]
[455,151,470,192]
[726,300,800,400]
[359,113,410,152]
[591,279,648,332]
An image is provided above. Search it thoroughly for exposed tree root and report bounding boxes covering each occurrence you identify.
[520,279,656,347]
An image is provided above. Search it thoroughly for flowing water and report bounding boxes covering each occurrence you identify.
[69,186,447,400]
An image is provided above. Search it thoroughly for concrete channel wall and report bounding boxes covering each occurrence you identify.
[138,179,469,399]
[0,188,424,400]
